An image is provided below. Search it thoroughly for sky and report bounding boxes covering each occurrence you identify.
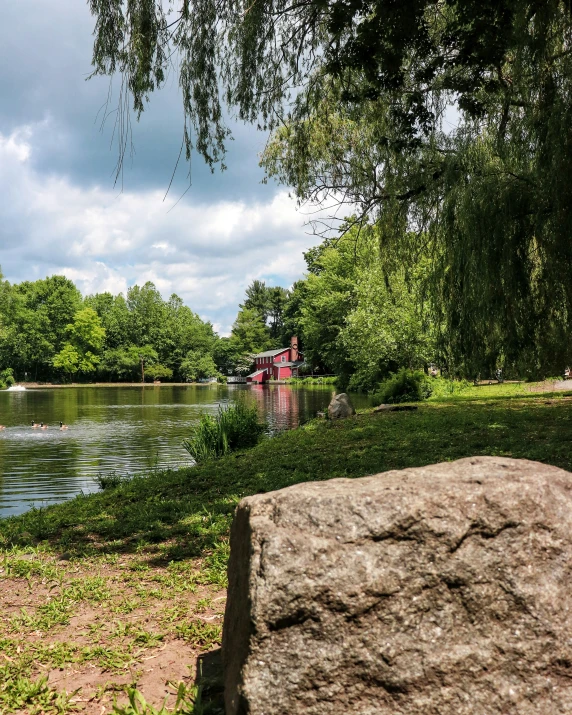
[0,1,322,335]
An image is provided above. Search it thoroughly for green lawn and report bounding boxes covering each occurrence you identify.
[1,390,572,712]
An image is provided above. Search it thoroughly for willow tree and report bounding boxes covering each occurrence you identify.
[88,0,572,374]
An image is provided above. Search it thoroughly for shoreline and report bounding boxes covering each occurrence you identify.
[7,380,329,389]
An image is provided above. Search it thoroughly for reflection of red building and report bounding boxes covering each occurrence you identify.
[247,383,300,430]
[247,337,304,384]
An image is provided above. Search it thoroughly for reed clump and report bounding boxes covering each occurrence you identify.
[183,401,265,463]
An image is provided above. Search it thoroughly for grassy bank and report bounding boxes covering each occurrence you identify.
[2,386,572,713]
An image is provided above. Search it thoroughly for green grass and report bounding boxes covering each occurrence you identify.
[3,390,572,572]
[2,388,572,712]
[426,377,568,401]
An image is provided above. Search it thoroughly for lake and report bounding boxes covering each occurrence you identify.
[0,385,371,518]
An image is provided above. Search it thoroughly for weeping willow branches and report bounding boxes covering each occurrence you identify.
[87,0,572,372]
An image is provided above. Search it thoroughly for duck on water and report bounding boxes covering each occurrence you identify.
[31,421,69,430]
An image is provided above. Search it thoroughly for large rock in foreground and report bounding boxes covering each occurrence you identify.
[222,457,572,714]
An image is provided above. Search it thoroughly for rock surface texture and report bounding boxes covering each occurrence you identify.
[327,392,355,419]
[373,404,418,412]
[222,456,572,714]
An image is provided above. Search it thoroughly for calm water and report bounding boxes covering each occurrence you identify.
[0,385,371,517]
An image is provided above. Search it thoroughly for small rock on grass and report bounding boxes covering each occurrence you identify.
[373,403,418,412]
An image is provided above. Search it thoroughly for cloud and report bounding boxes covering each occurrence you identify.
[0,0,275,202]
[0,127,319,335]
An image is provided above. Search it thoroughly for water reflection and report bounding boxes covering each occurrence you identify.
[0,385,371,517]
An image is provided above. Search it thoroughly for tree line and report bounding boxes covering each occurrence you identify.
[0,271,300,384]
[2,235,564,389]
[0,273,219,383]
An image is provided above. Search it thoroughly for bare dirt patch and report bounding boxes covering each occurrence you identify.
[0,549,225,713]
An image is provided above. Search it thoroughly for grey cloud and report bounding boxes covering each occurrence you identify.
[0,1,323,335]
[1,0,273,202]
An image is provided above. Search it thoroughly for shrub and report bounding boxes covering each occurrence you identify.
[286,376,338,385]
[347,366,383,393]
[145,364,173,382]
[183,401,266,463]
[374,368,432,404]
[429,377,472,398]
[0,368,15,389]
[95,472,125,490]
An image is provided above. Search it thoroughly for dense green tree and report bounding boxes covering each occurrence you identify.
[126,283,167,349]
[85,293,131,349]
[0,276,82,379]
[145,364,174,382]
[98,347,137,382]
[258,5,572,376]
[179,351,219,382]
[52,344,82,379]
[161,295,217,375]
[52,308,106,380]
[231,308,273,356]
[240,280,290,341]
[280,281,306,348]
[86,284,219,381]
[267,287,289,339]
[67,308,106,354]
[282,224,436,388]
[212,338,245,376]
[99,345,158,382]
[241,280,270,324]
[0,274,219,383]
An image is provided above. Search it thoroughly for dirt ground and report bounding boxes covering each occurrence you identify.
[0,549,225,713]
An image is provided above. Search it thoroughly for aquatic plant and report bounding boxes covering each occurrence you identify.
[95,472,125,490]
[183,401,265,464]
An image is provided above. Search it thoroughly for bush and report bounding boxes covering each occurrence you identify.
[0,368,15,389]
[145,364,173,381]
[95,472,125,490]
[183,401,266,463]
[374,368,433,404]
[285,376,338,385]
[429,377,472,398]
[347,366,383,393]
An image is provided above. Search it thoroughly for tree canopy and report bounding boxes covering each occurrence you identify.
[0,275,222,383]
[87,1,572,374]
[88,1,572,164]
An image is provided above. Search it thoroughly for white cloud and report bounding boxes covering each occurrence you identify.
[0,126,321,334]
[55,263,129,297]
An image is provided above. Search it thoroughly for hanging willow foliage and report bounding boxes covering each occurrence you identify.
[88,0,572,374]
[88,1,572,166]
[261,6,572,375]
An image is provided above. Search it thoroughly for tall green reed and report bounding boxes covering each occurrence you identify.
[183,401,265,463]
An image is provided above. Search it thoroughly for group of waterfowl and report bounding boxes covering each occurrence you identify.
[31,420,68,430]
[0,420,69,430]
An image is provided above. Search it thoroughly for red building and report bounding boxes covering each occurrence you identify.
[247,337,304,383]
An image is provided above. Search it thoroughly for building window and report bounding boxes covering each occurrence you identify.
[281,355,286,363]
